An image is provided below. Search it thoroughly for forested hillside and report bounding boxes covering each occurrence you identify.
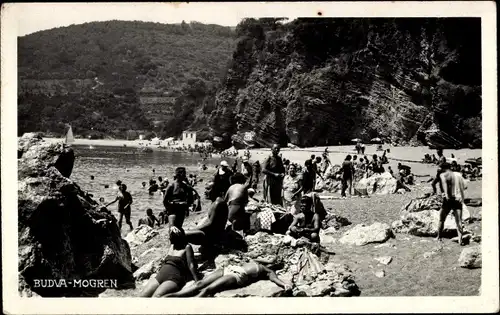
[18,20,235,139]
[209,18,482,148]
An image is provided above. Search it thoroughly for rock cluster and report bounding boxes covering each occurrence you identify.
[392,194,471,237]
[213,232,360,297]
[18,134,134,297]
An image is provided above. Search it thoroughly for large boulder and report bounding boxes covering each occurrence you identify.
[458,246,482,269]
[125,225,159,247]
[355,173,398,195]
[339,222,394,246]
[18,134,134,297]
[392,195,471,237]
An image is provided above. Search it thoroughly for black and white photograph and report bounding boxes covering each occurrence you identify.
[1,2,498,314]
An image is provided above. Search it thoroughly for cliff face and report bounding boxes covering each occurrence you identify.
[210,18,481,148]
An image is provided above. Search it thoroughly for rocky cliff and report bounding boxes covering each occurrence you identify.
[210,18,481,148]
[18,133,134,297]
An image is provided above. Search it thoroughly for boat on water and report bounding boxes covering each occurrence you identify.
[65,125,75,145]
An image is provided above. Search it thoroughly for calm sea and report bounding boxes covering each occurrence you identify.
[71,145,235,226]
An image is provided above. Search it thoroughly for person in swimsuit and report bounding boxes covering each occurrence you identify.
[106,183,133,231]
[139,228,199,297]
[163,167,194,233]
[184,197,229,248]
[286,195,321,243]
[225,172,251,233]
[437,162,466,245]
[262,144,285,205]
[301,159,315,194]
[164,259,291,297]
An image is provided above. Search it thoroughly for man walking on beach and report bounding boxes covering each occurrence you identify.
[263,144,285,205]
[437,162,465,245]
[431,149,447,194]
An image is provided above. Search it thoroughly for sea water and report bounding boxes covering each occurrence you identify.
[71,145,235,226]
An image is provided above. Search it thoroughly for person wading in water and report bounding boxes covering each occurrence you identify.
[262,144,285,205]
[106,183,133,231]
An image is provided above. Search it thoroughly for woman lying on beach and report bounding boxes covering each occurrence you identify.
[139,228,199,297]
[163,259,291,297]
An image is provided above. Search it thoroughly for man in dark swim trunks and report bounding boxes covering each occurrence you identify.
[286,195,321,243]
[185,196,229,247]
[225,172,252,234]
[163,167,194,233]
[437,162,466,245]
[106,183,133,231]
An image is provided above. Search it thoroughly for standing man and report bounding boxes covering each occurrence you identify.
[436,162,465,245]
[106,183,134,231]
[163,167,194,232]
[211,161,233,201]
[431,149,447,194]
[262,144,286,205]
[341,155,355,198]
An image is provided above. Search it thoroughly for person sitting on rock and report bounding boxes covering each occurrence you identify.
[106,183,133,231]
[140,228,199,297]
[163,259,291,297]
[138,208,161,228]
[184,196,229,249]
[286,195,321,243]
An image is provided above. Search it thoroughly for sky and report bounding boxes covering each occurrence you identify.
[11,2,305,36]
[9,2,492,37]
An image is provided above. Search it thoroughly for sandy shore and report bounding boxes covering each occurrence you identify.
[42,137,481,166]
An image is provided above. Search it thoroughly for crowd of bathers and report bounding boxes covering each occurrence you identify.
[93,144,475,297]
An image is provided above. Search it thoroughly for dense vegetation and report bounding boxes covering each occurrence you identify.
[210,18,482,148]
[18,20,235,139]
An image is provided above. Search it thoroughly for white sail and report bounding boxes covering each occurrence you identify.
[65,126,75,144]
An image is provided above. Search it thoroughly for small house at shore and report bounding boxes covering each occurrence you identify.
[181,130,196,146]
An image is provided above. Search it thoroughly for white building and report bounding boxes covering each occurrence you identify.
[181,131,197,146]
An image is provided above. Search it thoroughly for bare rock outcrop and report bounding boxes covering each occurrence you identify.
[392,195,471,237]
[18,134,134,297]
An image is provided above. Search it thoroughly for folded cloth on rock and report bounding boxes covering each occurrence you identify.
[257,209,276,230]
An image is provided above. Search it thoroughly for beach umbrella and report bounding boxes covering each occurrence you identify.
[351,138,361,142]
[371,137,382,142]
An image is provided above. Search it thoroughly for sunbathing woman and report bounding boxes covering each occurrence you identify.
[164,259,291,297]
[139,228,199,297]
